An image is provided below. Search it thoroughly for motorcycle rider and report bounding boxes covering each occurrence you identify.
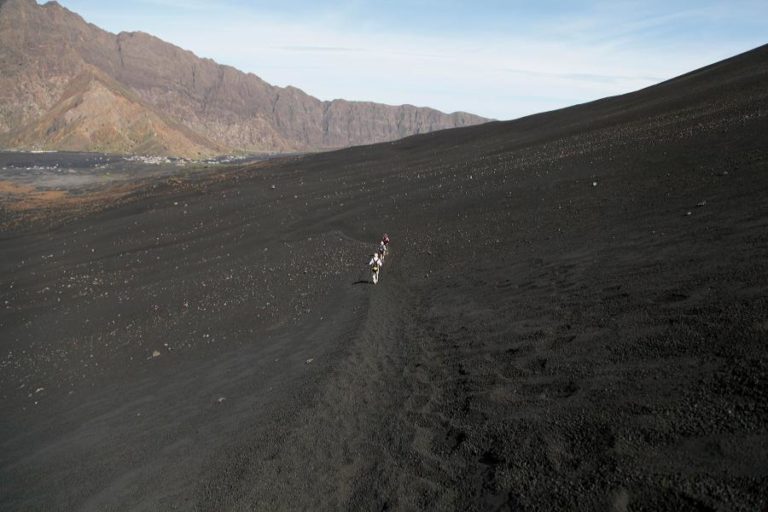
[369,252,383,284]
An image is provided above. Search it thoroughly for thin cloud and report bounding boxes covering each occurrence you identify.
[277,46,362,53]
[504,68,663,85]
[133,0,221,11]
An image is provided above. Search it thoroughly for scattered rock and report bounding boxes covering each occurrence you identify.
[152,350,161,358]
[305,358,314,365]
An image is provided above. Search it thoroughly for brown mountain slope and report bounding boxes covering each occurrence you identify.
[0,0,489,156]
[2,68,227,157]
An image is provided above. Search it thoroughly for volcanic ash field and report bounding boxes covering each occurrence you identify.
[1,45,767,511]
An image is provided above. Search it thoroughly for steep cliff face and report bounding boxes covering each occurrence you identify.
[0,0,489,157]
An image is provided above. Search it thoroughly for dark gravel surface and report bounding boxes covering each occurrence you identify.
[1,45,767,511]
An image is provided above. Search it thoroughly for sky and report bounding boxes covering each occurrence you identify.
[53,0,767,120]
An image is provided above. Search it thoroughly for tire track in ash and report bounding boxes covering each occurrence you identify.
[285,231,481,511]
[194,246,432,510]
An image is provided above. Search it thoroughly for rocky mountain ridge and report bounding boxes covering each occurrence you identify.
[0,0,489,157]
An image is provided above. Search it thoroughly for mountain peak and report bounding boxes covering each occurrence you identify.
[0,1,489,157]
[2,0,62,11]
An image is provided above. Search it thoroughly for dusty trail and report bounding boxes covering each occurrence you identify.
[196,250,417,509]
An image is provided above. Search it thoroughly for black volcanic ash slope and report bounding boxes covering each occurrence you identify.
[1,45,768,511]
